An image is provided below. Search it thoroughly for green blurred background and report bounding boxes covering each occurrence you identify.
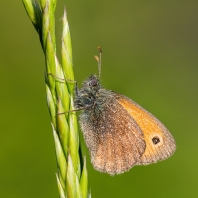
[0,0,197,197]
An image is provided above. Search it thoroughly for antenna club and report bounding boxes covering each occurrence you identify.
[94,55,99,62]
[98,46,102,53]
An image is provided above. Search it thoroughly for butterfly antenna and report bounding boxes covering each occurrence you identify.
[94,46,102,79]
[98,46,102,79]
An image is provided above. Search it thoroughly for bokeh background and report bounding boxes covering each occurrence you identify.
[0,0,197,197]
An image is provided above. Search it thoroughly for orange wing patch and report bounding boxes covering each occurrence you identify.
[118,97,176,165]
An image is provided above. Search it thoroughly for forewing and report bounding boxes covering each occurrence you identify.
[117,95,176,165]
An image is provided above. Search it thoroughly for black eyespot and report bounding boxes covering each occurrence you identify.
[152,136,160,145]
[89,79,98,87]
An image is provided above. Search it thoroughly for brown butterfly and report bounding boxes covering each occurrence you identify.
[74,47,176,175]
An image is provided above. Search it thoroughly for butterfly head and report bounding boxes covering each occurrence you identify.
[82,74,101,92]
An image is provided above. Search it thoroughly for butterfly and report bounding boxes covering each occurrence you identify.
[73,47,176,175]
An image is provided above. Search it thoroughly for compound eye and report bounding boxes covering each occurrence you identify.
[89,79,98,87]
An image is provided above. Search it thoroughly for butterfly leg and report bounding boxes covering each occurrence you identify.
[57,105,93,115]
[47,72,79,96]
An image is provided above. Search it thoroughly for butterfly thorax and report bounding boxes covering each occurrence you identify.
[74,75,110,111]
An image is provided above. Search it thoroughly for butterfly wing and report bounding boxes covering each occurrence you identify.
[79,91,176,175]
[79,92,146,175]
[117,94,176,165]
